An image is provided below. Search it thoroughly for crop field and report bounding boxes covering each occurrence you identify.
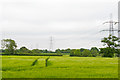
[1,56,118,78]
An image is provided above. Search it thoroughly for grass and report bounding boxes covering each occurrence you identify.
[1,56,118,78]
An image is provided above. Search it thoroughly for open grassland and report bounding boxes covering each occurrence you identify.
[2,56,118,78]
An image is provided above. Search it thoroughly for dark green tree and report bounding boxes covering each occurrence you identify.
[56,50,61,55]
[90,47,99,57]
[64,48,71,53]
[32,49,41,53]
[55,49,61,53]
[82,49,92,57]
[43,49,48,53]
[101,35,120,48]
[19,46,31,53]
[100,47,116,57]
[74,49,81,56]
[91,47,99,52]
[1,39,17,54]
[80,48,85,52]
[70,49,76,56]
[100,35,120,57]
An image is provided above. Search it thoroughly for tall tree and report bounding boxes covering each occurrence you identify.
[1,39,17,54]
[101,35,120,48]
[100,35,120,57]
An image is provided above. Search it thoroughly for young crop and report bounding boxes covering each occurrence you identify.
[31,58,39,66]
[45,56,50,67]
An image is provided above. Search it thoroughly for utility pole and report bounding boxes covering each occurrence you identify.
[102,14,118,36]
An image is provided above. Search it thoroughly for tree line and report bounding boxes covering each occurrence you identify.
[1,34,120,57]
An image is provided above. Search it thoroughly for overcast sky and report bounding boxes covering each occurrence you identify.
[0,0,119,50]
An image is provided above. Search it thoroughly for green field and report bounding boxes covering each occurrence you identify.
[1,56,118,78]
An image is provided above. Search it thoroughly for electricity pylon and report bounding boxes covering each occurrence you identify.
[49,36,53,52]
[101,14,118,36]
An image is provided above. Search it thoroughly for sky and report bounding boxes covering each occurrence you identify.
[0,0,119,50]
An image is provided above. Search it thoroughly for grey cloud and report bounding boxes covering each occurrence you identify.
[0,0,118,50]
